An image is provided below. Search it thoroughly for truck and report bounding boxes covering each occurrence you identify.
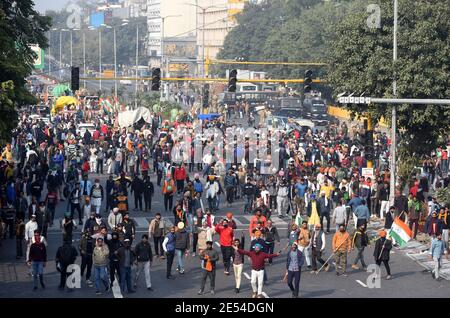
[302,93,329,126]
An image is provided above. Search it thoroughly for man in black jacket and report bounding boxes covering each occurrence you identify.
[174,222,190,274]
[373,230,392,280]
[265,220,280,264]
[131,175,144,211]
[122,213,136,244]
[105,175,115,214]
[143,176,154,212]
[243,178,256,214]
[115,238,135,293]
[134,234,153,290]
[56,240,78,291]
[107,232,123,286]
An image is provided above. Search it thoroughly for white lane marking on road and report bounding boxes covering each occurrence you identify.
[244,272,251,280]
[270,216,287,225]
[262,292,270,298]
[135,217,150,228]
[215,242,221,247]
[112,277,123,298]
[356,280,367,288]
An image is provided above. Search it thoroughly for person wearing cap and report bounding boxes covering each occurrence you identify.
[249,210,267,239]
[108,207,123,231]
[276,178,290,218]
[134,234,154,291]
[285,241,304,298]
[107,231,123,286]
[309,223,328,274]
[174,222,190,275]
[225,212,237,230]
[373,230,392,280]
[90,178,104,215]
[162,226,177,279]
[215,219,234,275]
[233,242,280,298]
[243,177,256,214]
[198,241,219,296]
[27,230,47,291]
[93,237,110,295]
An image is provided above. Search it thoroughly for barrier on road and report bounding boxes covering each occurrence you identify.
[328,105,388,128]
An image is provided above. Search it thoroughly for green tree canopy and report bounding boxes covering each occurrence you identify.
[0,0,51,143]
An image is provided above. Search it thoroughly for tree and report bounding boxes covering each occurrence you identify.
[0,0,51,142]
[327,0,450,157]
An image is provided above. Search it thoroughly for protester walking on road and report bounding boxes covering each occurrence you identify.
[116,238,135,294]
[174,222,190,274]
[310,224,328,274]
[284,241,304,298]
[134,234,153,291]
[198,241,219,296]
[162,226,177,279]
[149,213,170,259]
[332,224,351,276]
[232,237,245,293]
[93,237,110,295]
[298,221,311,269]
[215,219,234,275]
[233,243,280,298]
[55,240,78,291]
[79,230,94,286]
[374,230,392,280]
[351,224,369,270]
[28,229,46,291]
[430,233,445,280]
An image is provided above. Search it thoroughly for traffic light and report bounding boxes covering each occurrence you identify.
[71,66,80,92]
[228,69,237,92]
[203,84,210,108]
[151,67,161,91]
[364,130,375,162]
[304,69,312,93]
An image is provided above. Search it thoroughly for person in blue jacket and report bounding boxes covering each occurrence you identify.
[285,241,304,298]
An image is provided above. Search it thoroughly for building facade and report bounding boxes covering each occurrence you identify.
[196,0,248,76]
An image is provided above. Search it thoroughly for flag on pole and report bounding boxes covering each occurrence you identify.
[389,217,413,247]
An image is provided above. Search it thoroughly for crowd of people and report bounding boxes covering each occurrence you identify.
[0,96,449,297]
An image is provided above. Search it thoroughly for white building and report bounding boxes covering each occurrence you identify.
[146,0,197,66]
[196,0,248,75]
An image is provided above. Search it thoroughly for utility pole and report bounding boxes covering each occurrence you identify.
[390,0,398,204]
[59,30,62,79]
[99,28,102,91]
[83,32,86,89]
[48,31,51,75]
[114,27,117,98]
[70,30,73,67]
[135,25,139,109]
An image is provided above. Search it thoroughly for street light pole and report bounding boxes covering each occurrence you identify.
[99,28,102,92]
[135,25,138,109]
[59,30,62,79]
[114,27,117,98]
[70,30,73,66]
[83,31,86,89]
[202,8,205,78]
[48,31,51,75]
[390,0,398,204]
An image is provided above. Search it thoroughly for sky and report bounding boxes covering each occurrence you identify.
[34,0,71,14]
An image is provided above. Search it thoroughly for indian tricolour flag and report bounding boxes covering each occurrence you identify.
[389,218,413,247]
